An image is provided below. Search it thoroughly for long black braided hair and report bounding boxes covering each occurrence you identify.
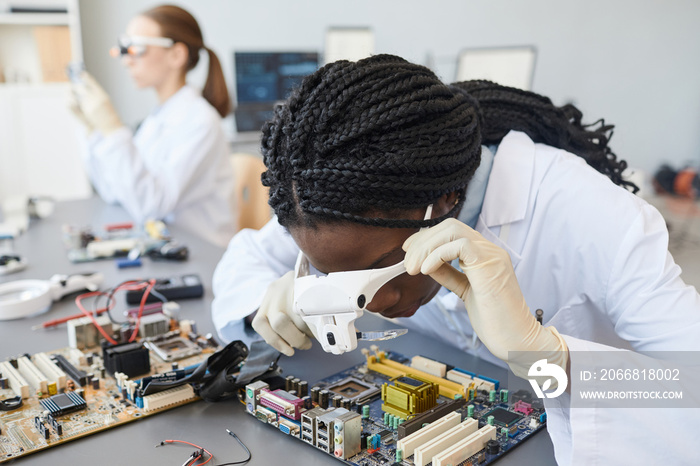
[260,54,637,229]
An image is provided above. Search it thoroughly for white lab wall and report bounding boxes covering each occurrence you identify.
[79,0,700,173]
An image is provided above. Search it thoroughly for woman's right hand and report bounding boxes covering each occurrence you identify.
[71,72,123,136]
[252,271,315,356]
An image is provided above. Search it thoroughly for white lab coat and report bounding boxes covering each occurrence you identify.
[81,85,236,247]
[212,131,700,465]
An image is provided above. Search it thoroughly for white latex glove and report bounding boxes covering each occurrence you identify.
[71,72,123,136]
[252,271,315,357]
[403,218,568,380]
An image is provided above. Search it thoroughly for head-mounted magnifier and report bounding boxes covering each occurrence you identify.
[109,35,174,58]
[293,205,433,354]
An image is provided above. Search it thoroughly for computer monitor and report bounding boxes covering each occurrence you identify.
[233,51,319,134]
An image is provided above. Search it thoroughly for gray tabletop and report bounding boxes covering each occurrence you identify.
[0,198,556,465]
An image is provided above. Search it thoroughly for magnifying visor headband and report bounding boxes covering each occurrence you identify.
[110,35,175,58]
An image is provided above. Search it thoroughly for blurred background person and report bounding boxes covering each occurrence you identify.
[70,4,236,247]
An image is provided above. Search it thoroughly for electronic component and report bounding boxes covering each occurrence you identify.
[431,425,497,466]
[513,400,533,416]
[33,352,67,391]
[255,405,277,424]
[301,407,325,446]
[0,361,29,398]
[16,355,49,394]
[278,417,301,437]
[484,407,523,427]
[411,355,447,378]
[51,354,88,386]
[67,315,113,349]
[414,418,478,466]
[326,376,380,404]
[332,411,362,459]
[139,313,170,338]
[367,350,464,399]
[102,342,151,377]
[40,392,87,416]
[141,384,195,412]
[397,397,466,439]
[125,274,204,304]
[381,375,439,419]
[396,411,461,457]
[258,388,304,420]
[316,408,349,453]
[245,380,269,414]
[143,334,202,362]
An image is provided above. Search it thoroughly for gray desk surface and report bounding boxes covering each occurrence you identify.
[0,198,557,466]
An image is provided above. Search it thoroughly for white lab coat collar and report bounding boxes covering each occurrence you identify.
[480,130,536,227]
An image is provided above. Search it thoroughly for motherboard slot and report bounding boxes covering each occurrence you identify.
[33,353,67,390]
[431,424,497,466]
[0,361,29,399]
[396,411,461,457]
[414,418,478,466]
[17,356,48,394]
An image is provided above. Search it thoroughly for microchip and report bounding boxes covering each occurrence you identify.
[40,392,87,416]
[485,407,523,427]
[377,429,392,440]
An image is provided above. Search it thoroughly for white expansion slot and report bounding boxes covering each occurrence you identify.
[17,356,48,394]
[432,424,497,466]
[411,355,447,378]
[414,418,478,466]
[396,411,461,457]
[33,352,67,390]
[0,361,30,399]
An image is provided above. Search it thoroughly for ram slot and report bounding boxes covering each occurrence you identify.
[398,397,466,439]
[432,425,497,466]
[414,418,478,466]
[0,361,29,398]
[396,411,461,458]
[142,384,195,412]
[33,353,67,390]
[17,356,48,395]
[366,351,464,399]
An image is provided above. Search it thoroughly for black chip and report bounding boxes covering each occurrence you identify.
[378,429,392,440]
[485,407,523,427]
[40,392,87,416]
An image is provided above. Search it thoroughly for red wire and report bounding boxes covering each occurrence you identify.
[160,439,212,465]
[74,279,157,345]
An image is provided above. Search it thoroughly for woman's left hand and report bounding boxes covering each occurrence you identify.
[402,218,568,379]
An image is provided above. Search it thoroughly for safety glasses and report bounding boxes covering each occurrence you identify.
[109,35,174,58]
[293,205,433,354]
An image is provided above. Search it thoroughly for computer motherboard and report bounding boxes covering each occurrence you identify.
[243,346,546,466]
[0,320,218,463]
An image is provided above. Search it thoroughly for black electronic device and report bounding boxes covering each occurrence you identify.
[102,342,151,377]
[125,274,204,304]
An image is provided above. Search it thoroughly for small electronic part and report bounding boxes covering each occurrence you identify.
[245,380,269,414]
[0,360,30,398]
[102,342,151,377]
[255,405,277,424]
[67,315,113,349]
[33,352,67,391]
[138,313,170,338]
[141,384,195,412]
[396,411,461,457]
[278,417,301,438]
[40,391,87,416]
[257,388,304,420]
[512,400,533,416]
[473,374,499,392]
[326,376,380,404]
[316,408,349,453]
[16,356,48,395]
[446,368,474,387]
[397,397,466,439]
[414,418,478,466]
[484,407,523,427]
[411,355,447,378]
[301,407,325,446]
[125,274,203,304]
[332,411,361,459]
[431,425,497,466]
[381,375,439,419]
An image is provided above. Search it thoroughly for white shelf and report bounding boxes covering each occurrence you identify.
[0,12,70,25]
